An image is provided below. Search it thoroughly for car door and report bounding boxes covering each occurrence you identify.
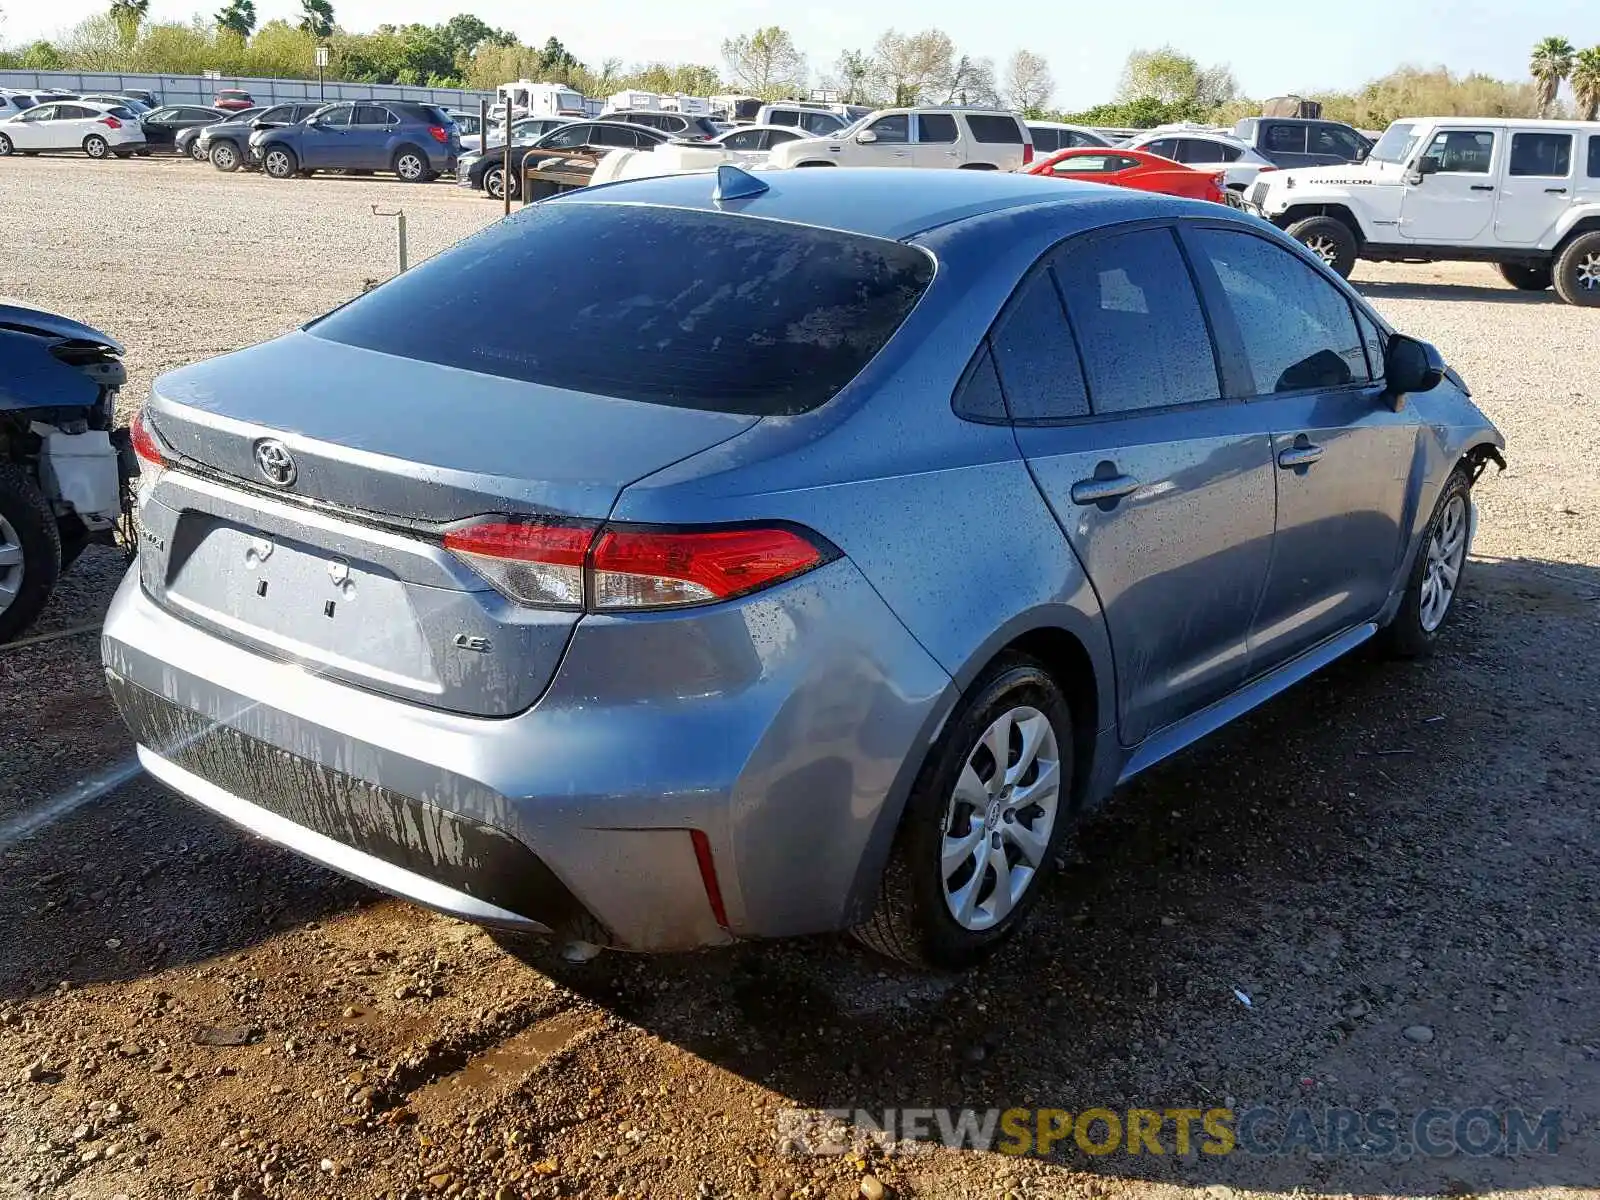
[298,103,352,167]
[856,113,911,166]
[53,104,97,150]
[1180,223,1419,668]
[352,104,396,169]
[912,111,961,169]
[1000,226,1277,745]
[1494,131,1575,243]
[6,103,54,149]
[1399,127,1499,242]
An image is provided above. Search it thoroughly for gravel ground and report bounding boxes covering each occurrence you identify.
[2,155,1599,1200]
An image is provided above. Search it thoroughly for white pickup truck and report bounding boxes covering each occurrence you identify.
[1247,116,1600,305]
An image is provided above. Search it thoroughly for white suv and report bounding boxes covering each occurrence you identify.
[1248,116,1600,305]
[765,108,1033,172]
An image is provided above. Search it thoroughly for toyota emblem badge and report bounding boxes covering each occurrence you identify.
[254,439,297,487]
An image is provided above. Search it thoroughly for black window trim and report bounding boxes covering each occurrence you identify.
[1174,219,1387,400]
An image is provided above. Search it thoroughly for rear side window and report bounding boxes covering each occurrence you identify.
[1052,228,1219,414]
[952,347,1008,422]
[966,114,1024,144]
[768,109,799,126]
[1591,135,1600,178]
[918,113,958,144]
[1420,130,1493,173]
[108,106,138,120]
[989,271,1089,421]
[1188,227,1367,392]
[1142,138,1178,159]
[310,204,934,416]
[1029,127,1059,152]
[1264,124,1307,153]
[1509,132,1571,177]
[1179,138,1241,163]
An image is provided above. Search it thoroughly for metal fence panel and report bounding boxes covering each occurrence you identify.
[0,69,494,113]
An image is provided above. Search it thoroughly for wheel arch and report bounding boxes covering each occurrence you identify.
[1553,214,1600,254]
[1278,203,1366,247]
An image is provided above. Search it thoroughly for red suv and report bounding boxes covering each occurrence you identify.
[212,89,255,112]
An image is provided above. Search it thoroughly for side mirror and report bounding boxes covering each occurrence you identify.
[856,129,877,144]
[1383,334,1444,410]
[1415,156,1439,176]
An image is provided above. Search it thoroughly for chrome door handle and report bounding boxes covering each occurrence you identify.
[1277,443,1325,469]
[1070,473,1141,505]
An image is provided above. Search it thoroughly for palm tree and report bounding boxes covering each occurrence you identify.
[1530,36,1575,117]
[1571,46,1600,122]
[215,0,255,39]
[298,0,333,39]
[108,0,148,41]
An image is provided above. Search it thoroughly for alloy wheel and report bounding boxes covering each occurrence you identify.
[211,144,236,170]
[939,705,1062,932]
[189,140,207,161]
[1302,234,1340,269]
[1577,251,1600,293]
[84,136,108,159]
[0,513,24,618]
[485,167,505,199]
[264,149,292,178]
[0,135,12,156]
[1419,494,1468,632]
[396,153,424,180]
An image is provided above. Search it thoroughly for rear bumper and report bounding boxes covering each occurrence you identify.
[103,560,950,951]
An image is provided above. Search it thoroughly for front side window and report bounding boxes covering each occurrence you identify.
[866,114,909,143]
[20,105,55,122]
[1052,228,1219,414]
[989,270,1089,421]
[1264,124,1307,153]
[310,204,934,417]
[544,125,593,148]
[917,113,958,144]
[1419,130,1494,173]
[1313,125,1367,158]
[1509,132,1572,177]
[316,105,353,128]
[1189,227,1367,393]
[258,106,291,123]
[800,111,840,134]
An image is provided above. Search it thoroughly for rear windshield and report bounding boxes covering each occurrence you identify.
[966,114,1024,144]
[308,203,934,416]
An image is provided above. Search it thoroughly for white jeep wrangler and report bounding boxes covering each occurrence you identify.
[1248,116,1600,305]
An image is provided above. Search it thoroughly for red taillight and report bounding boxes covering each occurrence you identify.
[428,124,448,143]
[102,116,121,129]
[590,526,825,610]
[130,408,165,470]
[690,830,729,929]
[1022,142,1034,166]
[442,521,593,609]
[441,520,830,611]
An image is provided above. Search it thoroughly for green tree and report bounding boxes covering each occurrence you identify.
[538,35,577,76]
[299,0,334,40]
[829,49,876,104]
[721,26,806,99]
[1571,46,1600,121]
[216,0,256,39]
[1530,36,1575,117]
[108,0,148,42]
[20,39,66,69]
[441,13,514,57]
[1117,46,1237,109]
[873,28,952,106]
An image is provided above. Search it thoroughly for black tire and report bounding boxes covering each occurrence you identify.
[1497,262,1552,291]
[297,169,315,178]
[0,464,63,645]
[1285,215,1358,278]
[483,165,518,200]
[1380,467,1473,659]
[853,654,1076,970]
[1553,231,1600,307]
[0,133,12,156]
[392,146,429,183]
[209,140,241,172]
[113,151,132,159]
[261,145,298,180]
[82,134,109,159]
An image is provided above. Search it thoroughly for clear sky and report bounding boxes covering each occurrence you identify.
[3,0,1595,109]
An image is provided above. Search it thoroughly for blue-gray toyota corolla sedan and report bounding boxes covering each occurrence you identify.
[105,168,1505,970]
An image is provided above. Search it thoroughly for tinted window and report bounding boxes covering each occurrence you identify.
[1591,135,1600,178]
[1264,124,1307,153]
[1028,127,1059,152]
[768,109,799,127]
[180,107,218,120]
[354,105,394,126]
[1312,125,1367,159]
[1509,132,1571,177]
[990,270,1089,421]
[1190,227,1367,393]
[318,106,353,128]
[311,205,934,417]
[1142,138,1178,159]
[107,106,138,121]
[1065,131,1104,148]
[1180,138,1241,163]
[723,129,762,150]
[146,107,176,121]
[1420,130,1493,173]
[768,129,801,145]
[58,105,93,120]
[867,114,909,143]
[258,106,292,123]
[544,125,593,148]
[593,125,634,147]
[1053,228,1218,414]
[800,112,840,134]
[918,113,958,144]
[952,346,1008,422]
[967,114,1023,144]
